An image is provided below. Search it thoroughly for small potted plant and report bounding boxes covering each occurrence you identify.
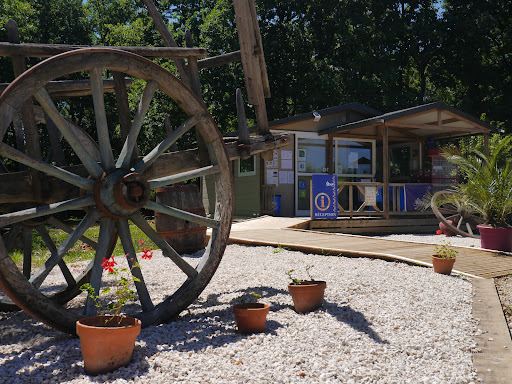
[77,249,153,375]
[232,292,269,334]
[286,265,326,313]
[432,241,458,275]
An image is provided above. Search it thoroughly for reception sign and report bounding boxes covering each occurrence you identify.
[311,174,338,219]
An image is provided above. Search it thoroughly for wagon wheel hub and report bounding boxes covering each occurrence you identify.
[94,170,150,219]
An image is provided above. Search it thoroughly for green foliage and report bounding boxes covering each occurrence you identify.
[80,258,142,318]
[434,241,458,259]
[286,265,315,285]
[239,292,261,304]
[442,135,512,227]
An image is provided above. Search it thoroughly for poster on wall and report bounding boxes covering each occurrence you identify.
[266,160,278,168]
[281,159,293,169]
[266,169,278,185]
[365,186,377,205]
[298,149,306,161]
[298,162,306,172]
[281,150,292,160]
[311,174,338,219]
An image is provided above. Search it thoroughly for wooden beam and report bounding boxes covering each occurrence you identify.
[381,125,390,219]
[387,125,423,141]
[387,121,486,133]
[426,117,458,125]
[327,134,334,174]
[198,50,242,69]
[233,0,269,135]
[0,42,206,59]
[330,132,416,142]
[0,134,290,204]
[484,133,489,156]
[442,109,491,133]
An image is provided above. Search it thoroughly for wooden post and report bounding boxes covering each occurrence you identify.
[164,115,179,152]
[233,0,270,136]
[143,0,190,86]
[327,134,334,174]
[382,125,390,219]
[483,133,489,156]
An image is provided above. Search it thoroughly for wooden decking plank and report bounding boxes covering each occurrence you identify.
[227,227,512,278]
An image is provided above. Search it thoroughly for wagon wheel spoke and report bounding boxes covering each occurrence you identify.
[117,80,159,169]
[445,214,460,221]
[22,228,32,279]
[133,116,199,174]
[130,212,198,278]
[146,200,219,229]
[3,224,21,252]
[456,216,464,229]
[35,226,76,287]
[466,222,474,236]
[30,209,102,289]
[149,165,220,189]
[34,88,104,178]
[90,68,115,170]
[117,220,154,312]
[0,144,94,191]
[84,217,116,316]
[0,195,95,228]
[46,216,98,249]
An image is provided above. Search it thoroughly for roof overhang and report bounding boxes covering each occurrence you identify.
[319,102,494,141]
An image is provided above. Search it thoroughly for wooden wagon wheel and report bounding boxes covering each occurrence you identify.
[0,48,233,333]
[431,190,483,238]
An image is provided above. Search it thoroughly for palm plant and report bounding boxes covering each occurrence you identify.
[442,136,512,228]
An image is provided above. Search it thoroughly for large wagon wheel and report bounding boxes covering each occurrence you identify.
[431,190,483,238]
[0,48,233,333]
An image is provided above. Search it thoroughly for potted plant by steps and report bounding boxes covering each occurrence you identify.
[286,265,326,313]
[442,136,512,252]
[232,292,269,334]
[432,241,458,275]
[77,249,153,375]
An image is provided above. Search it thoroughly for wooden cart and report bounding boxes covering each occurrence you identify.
[0,0,287,333]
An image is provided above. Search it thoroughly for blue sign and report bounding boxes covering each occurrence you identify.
[311,174,338,219]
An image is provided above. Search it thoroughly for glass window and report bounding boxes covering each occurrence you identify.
[297,139,328,173]
[237,156,256,177]
[336,140,374,177]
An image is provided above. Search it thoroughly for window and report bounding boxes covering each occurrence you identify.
[335,139,375,177]
[297,139,328,173]
[236,156,257,177]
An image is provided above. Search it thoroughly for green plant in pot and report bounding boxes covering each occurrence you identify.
[442,135,512,252]
[232,292,269,334]
[77,249,153,375]
[432,241,458,275]
[286,265,326,313]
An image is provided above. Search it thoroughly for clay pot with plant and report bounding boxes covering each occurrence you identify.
[286,266,326,313]
[232,292,269,334]
[431,241,458,275]
[77,249,153,375]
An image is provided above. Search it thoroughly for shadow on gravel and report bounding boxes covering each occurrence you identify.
[322,300,389,344]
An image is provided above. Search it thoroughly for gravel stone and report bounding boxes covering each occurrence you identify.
[0,244,480,383]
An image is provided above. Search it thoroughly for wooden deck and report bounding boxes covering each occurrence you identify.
[225,222,512,278]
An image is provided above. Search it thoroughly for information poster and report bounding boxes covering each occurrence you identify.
[311,174,338,219]
[365,186,377,205]
[266,169,278,185]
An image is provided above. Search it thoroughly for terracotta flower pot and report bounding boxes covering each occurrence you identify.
[233,303,269,334]
[431,255,456,275]
[439,220,455,236]
[477,225,512,252]
[76,315,141,375]
[288,281,326,313]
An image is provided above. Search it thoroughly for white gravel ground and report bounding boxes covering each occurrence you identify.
[0,244,481,384]
[372,233,481,249]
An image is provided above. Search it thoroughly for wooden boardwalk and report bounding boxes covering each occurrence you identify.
[224,218,512,278]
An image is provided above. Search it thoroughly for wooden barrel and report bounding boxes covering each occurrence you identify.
[155,184,207,255]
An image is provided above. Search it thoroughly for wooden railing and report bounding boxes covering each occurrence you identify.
[337,182,409,217]
[261,184,276,215]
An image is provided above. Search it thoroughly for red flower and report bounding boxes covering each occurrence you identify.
[139,240,145,245]
[101,256,117,272]
[436,229,442,235]
[141,249,153,260]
